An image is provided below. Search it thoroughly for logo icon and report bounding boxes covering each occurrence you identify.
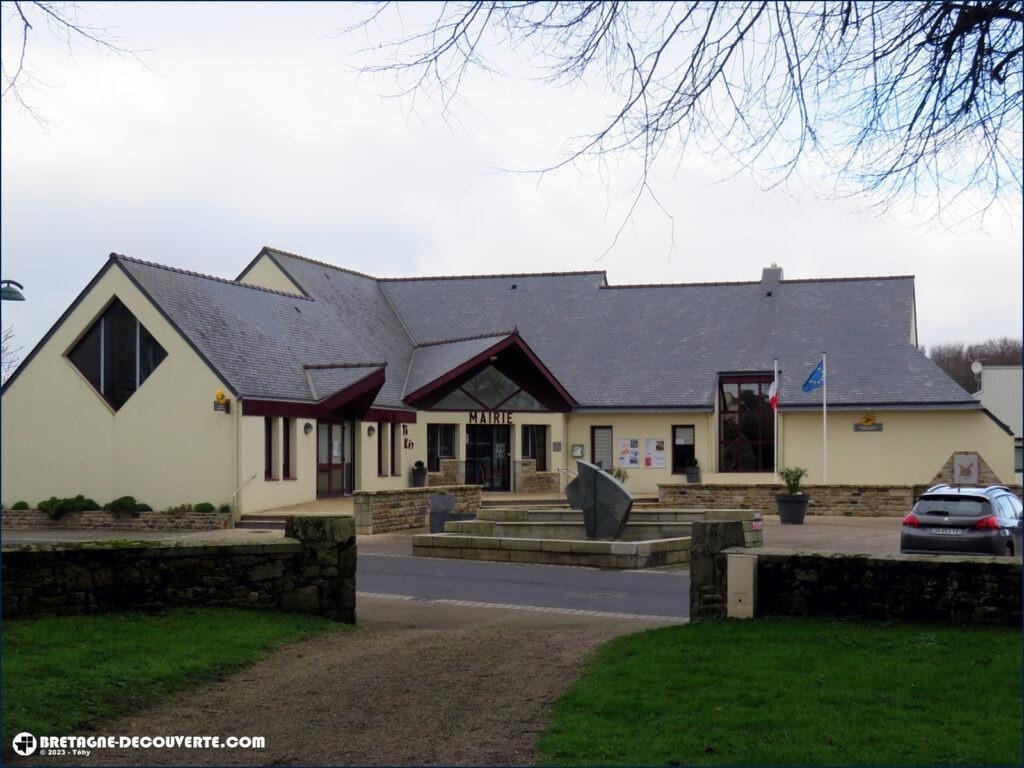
[12,732,37,756]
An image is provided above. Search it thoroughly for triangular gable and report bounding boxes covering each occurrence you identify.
[403,332,575,412]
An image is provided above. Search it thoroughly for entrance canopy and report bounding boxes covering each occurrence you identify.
[243,364,385,418]
[403,331,576,412]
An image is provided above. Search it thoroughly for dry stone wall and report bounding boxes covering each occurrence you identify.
[1,515,356,622]
[353,484,480,534]
[1,508,230,531]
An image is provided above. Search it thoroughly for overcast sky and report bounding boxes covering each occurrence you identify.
[2,2,1021,360]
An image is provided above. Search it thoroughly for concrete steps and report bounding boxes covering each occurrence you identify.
[235,514,287,531]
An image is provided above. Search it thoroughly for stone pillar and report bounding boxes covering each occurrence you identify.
[689,520,745,619]
[285,515,357,623]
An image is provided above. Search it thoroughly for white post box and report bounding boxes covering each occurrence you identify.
[726,553,758,619]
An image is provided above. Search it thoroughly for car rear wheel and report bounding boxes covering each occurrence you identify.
[1006,542,1015,558]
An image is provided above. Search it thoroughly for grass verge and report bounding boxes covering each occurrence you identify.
[538,617,1022,766]
[3,608,340,742]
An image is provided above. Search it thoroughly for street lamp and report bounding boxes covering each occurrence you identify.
[0,280,25,301]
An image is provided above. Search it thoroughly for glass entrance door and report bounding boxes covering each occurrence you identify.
[466,424,510,491]
[317,421,354,497]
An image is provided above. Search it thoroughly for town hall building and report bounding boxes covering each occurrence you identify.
[1,247,1015,515]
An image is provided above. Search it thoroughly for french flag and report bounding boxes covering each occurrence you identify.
[768,378,779,412]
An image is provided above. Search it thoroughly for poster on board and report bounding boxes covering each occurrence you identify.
[617,438,640,467]
[644,438,666,468]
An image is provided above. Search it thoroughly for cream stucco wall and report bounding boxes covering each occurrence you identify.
[237,254,304,295]
[565,412,711,495]
[776,409,1015,485]
[235,414,318,513]
[1,264,236,510]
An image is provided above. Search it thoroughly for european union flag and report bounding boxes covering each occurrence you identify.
[802,361,825,392]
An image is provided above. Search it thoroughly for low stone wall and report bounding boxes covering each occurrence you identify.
[752,548,1021,625]
[2,508,230,531]
[1,516,356,622]
[353,484,480,535]
[658,483,1022,517]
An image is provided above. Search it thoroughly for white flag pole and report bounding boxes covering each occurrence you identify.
[822,351,828,485]
[773,357,779,482]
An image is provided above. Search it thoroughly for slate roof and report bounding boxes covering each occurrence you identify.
[104,248,977,411]
[404,333,516,398]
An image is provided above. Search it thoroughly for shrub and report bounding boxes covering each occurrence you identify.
[37,495,100,520]
[104,496,145,516]
[135,503,153,512]
[11,501,30,510]
[218,503,231,515]
[193,502,216,513]
[163,503,193,514]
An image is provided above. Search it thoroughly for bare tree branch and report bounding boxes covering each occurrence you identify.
[344,1,1024,228]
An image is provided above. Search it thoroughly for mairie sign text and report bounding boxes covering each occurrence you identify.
[468,411,513,425]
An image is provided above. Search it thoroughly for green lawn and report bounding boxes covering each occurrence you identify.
[3,608,340,742]
[538,617,1022,766]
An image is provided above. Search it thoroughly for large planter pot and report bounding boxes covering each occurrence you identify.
[411,467,428,488]
[775,494,809,525]
[685,468,701,484]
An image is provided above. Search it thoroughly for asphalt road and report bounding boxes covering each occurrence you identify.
[358,552,690,619]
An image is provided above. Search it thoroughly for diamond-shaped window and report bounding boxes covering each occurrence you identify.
[67,298,167,410]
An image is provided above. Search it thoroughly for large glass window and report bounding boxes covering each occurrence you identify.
[433,366,545,411]
[427,424,456,472]
[521,425,548,471]
[1015,443,1022,473]
[718,376,773,473]
[67,298,167,410]
[671,426,695,474]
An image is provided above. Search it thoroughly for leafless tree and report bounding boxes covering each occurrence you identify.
[2,1,140,123]
[346,2,1023,226]
[930,337,1023,391]
[1,325,22,382]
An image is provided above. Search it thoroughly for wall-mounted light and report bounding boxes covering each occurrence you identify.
[304,422,314,435]
[367,425,376,437]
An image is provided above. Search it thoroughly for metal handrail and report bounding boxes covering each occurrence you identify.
[556,466,577,497]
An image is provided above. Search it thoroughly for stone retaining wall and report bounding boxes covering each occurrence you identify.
[1,508,230,531]
[353,485,480,534]
[659,483,1023,517]
[751,548,1021,625]
[689,521,1021,625]
[1,516,356,622]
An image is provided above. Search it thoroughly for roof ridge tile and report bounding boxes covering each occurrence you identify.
[415,331,516,348]
[261,245,380,281]
[303,361,387,370]
[113,253,313,300]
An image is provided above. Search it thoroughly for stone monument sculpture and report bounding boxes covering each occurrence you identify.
[565,460,633,539]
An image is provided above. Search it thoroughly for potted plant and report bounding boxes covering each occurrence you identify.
[776,466,810,524]
[411,460,428,488]
[685,457,701,484]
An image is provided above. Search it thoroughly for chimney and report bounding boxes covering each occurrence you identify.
[761,264,783,296]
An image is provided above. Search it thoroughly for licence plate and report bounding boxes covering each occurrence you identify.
[929,527,964,536]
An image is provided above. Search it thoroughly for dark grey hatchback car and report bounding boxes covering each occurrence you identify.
[901,485,1023,557]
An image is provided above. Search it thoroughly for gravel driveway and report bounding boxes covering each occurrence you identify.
[28,597,674,766]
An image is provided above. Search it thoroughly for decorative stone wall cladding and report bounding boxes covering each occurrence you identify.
[2,508,230,531]
[353,484,480,534]
[514,459,559,493]
[661,480,1023,518]
[689,520,747,619]
[427,458,461,487]
[929,451,1006,486]
[1,515,356,622]
[752,548,1021,626]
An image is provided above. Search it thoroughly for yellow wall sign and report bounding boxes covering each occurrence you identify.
[854,414,882,432]
[214,390,231,413]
